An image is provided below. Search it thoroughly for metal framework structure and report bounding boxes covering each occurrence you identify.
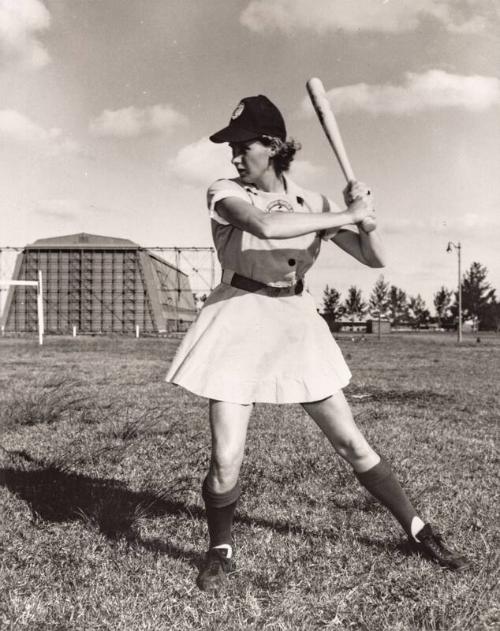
[0,235,215,335]
[0,271,44,344]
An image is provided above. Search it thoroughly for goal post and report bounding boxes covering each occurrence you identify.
[0,270,44,345]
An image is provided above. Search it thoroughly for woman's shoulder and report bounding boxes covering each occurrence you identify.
[206,177,252,213]
[207,177,245,194]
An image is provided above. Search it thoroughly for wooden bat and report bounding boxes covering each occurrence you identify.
[306,77,376,232]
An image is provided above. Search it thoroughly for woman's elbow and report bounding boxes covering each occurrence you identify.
[255,216,274,239]
[252,224,269,239]
[238,217,268,238]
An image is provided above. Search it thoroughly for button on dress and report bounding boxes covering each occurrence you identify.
[165,175,351,404]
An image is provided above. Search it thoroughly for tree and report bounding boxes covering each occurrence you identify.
[388,285,408,325]
[433,286,453,327]
[369,275,390,319]
[460,262,497,328]
[322,285,344,320]
[408,294,431,329]
[343,285,367,325]
[481,301,500,331]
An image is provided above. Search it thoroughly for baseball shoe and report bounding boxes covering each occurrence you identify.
[413,524,470,571]
[196,547,235,592]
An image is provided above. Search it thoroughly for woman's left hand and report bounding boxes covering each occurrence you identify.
[343,181,373,209]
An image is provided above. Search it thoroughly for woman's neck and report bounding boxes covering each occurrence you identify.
[253,169,285,193]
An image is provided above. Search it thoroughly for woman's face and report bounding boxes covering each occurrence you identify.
[230,140,273,183]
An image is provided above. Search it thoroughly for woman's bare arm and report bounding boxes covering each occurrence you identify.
[332,226,386,268]
[329,180,385,267]
[214,196,372,239]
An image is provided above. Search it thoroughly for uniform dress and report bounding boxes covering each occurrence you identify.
[165,174,352,404]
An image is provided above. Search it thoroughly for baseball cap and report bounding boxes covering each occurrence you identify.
[209,95,287,143]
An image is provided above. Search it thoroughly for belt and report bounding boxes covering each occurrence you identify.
[222,269,304,297]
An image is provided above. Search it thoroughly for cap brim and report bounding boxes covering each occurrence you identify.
[209,126,259,143]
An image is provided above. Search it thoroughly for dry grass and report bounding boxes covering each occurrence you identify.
[0,333,499,630]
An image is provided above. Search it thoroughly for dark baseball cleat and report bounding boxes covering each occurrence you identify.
[413,524,471,571]
[196,547,235,592]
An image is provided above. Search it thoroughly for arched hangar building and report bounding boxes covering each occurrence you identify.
[1,233,197,334]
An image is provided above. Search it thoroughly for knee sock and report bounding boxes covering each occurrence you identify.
[202,477,241,550]
[355,456,424,539]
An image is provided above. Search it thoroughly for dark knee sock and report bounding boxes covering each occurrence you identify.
[355,456,419,537]
[202,477,241,548]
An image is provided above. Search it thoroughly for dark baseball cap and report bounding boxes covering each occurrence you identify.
[209,95,287,143]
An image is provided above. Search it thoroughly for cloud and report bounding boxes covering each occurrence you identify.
[240,0,497,35]
[33,199,83,219]
[301,71,500,116]
[168,138,328,188]
[0,0,51,69]
[384,212,500,236]
[456,212,500,231]
[289,159,326,182]
[0,109,53,143]
[0,109,81,155]
[446,14,488,34]
[33,199,107,220]
[168,137,236,187]
[89,104,189,138]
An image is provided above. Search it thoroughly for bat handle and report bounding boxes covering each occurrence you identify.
[343,170,356,184]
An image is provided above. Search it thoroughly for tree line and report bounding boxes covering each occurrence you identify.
[322,261,500,331]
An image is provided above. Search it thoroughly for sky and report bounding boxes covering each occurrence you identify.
[1,0,499,312]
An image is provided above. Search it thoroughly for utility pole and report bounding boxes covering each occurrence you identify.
[446,241,462,343]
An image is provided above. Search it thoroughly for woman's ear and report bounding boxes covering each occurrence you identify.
[268,138,280,157]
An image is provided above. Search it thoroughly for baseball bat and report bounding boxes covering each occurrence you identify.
[306,77,376,232]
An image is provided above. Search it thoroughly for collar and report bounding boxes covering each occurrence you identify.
[242,174,306,205]
[282,175,306,206]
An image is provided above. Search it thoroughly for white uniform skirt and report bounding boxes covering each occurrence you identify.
[166,283,351,404]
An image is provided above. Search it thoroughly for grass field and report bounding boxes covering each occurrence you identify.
[0,333,498,630]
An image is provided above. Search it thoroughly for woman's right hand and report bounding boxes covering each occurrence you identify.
[347,198,374,225]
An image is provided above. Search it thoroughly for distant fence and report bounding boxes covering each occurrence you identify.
[322,316,391,335]
[320,316,472,335]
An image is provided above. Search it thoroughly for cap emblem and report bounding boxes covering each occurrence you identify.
[231,102,245,120]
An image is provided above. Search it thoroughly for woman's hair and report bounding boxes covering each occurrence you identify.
[260,135,302,174]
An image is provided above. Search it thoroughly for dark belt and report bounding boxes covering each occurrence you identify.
[222,269,304,297]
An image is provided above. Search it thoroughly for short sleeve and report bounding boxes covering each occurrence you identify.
[206,179,250,225]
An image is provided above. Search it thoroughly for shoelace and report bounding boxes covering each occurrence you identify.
[421,531,448,554]
[207,550,228,570]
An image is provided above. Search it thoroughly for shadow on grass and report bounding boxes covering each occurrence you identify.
[0,451,416,568]
[0,450,205,566]
[356,534,414,559]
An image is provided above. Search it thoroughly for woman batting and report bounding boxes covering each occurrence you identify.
[166,94,469,592]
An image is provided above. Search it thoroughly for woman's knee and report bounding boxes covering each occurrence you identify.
[333,434,374,463]
[208,399,251,492]
[208,453,242,492]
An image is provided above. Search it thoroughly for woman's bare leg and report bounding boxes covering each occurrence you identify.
[206,399,253,492]
[302,390,421,536]
[197,400,253,591]
[302,390,379,472]
[301,390,469,570]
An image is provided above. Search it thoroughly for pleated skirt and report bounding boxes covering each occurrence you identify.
[165,283,351,404]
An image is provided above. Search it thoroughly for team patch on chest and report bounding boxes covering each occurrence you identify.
[265,199,294,213]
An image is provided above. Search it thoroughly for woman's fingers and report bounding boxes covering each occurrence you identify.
[343,181,372,205]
